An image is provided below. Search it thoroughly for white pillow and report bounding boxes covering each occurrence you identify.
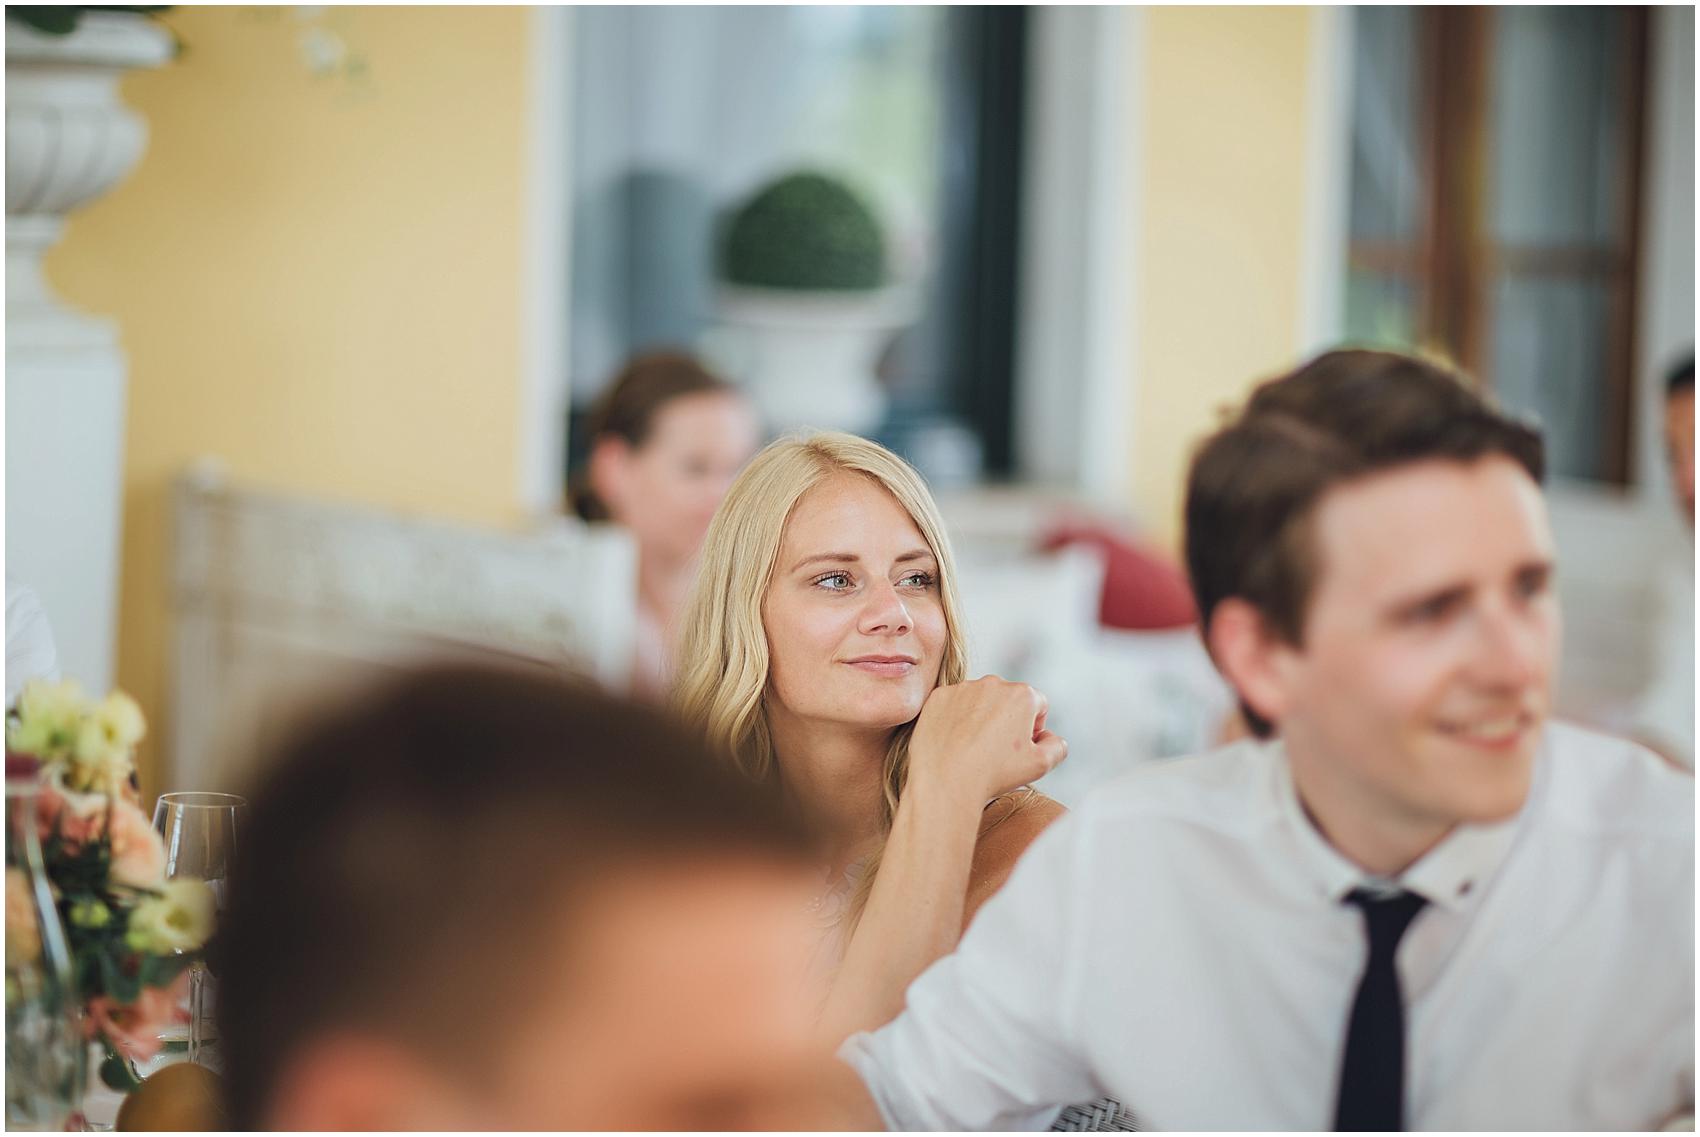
[951,543,1106,680]
[1031,627,1237,807]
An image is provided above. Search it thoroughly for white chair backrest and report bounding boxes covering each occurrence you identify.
[168,464,636,793]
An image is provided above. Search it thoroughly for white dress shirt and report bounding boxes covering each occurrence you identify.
[841,722,1694,1131]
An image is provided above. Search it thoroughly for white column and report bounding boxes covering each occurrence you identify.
[5,13,171,692]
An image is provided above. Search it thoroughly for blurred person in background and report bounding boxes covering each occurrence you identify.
[825,350,1693,1130]
[567,351,762,698]
[1627,352,1695,769]
[1663,354,1694,525]
[219,664,833,1131]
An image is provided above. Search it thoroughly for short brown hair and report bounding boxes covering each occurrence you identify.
[218,664,811,1128]
[568,351,743,521]
[1184,349,1545,736]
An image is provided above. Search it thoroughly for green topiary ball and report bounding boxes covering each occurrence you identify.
[5,7,173,37]
[721,171,887,292]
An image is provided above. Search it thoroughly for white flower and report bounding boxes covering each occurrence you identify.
[63,690,144,795]
[17,678,88,726]
[7,679,90,761]
[4,714,53,760]
[125,880,215,955]
[95,691,145,750]
[69,722,134,796]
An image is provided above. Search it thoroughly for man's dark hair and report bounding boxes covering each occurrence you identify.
[1667,353,1694,398]
[218,663,813,1129]
[1184,349,1545,737]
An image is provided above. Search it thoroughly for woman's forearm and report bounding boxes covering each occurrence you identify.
[815,771,984,1046]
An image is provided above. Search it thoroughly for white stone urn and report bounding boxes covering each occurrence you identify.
[6,11,173,692]
[708,284,917,437]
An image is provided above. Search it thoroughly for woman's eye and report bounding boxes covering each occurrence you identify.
[814,572,852,591]
[899,571,934,589]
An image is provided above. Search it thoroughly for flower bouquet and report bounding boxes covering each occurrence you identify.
[5,679,215,1094]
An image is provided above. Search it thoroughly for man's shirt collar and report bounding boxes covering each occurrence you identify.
[1268,735,1533,914]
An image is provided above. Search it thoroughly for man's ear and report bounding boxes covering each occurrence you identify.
[587,436,633,515]
[1207,598,1301,731]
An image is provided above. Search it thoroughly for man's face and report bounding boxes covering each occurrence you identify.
[497,855,827,1131]
[1268,457,1560,847]
[266,854,827,1132]
[1664,386,1694,526]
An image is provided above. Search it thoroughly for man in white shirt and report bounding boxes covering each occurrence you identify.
[831,350,1694,1130]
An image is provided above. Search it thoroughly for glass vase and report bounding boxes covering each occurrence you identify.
[5,771,84,1130]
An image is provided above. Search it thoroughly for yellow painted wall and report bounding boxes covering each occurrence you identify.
[1130,7,1317,550]
[44,6,533,796]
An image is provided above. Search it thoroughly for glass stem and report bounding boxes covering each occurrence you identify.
[187,962,207,1065]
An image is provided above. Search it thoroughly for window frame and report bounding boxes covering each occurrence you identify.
[1346,6,1651,485]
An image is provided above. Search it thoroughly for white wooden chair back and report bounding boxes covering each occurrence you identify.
[168,463,636,793]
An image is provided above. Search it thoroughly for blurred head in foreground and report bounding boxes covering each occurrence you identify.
[220,664,822,1130]
[1664,353,1694,526]
[1187,349,1556,865]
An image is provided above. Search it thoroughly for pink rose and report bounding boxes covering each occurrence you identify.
[105,801,166,889]
[35,785,100,848]
[84,972,191,1063]
[35,792,164,887]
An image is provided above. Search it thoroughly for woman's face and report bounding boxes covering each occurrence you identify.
[602,392,761,565]
[762,473,947,739]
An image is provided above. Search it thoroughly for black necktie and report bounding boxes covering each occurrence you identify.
[1334,888,1428,1132]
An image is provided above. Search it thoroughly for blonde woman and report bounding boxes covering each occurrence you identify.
[674,431,1069,1046]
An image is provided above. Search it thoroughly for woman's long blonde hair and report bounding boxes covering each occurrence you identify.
[673,431,969,922]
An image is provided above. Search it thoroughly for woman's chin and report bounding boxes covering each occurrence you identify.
[848,694,926,732]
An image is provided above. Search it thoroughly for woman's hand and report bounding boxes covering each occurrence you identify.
[907,676,1068,805]
[816,676,1066,1045]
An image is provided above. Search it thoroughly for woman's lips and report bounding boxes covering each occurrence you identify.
[843,657,917,677]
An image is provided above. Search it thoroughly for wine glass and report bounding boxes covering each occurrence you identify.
[151,792,245,1068]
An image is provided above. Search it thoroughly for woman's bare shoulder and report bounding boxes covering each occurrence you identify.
[962,790,1068,930]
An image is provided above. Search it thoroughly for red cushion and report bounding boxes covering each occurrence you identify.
[1039,523,1199,631]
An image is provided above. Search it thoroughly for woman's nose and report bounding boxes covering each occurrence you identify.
[857,582,912,636]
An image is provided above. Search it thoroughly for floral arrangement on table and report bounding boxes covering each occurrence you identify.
[5,679,214,1091]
